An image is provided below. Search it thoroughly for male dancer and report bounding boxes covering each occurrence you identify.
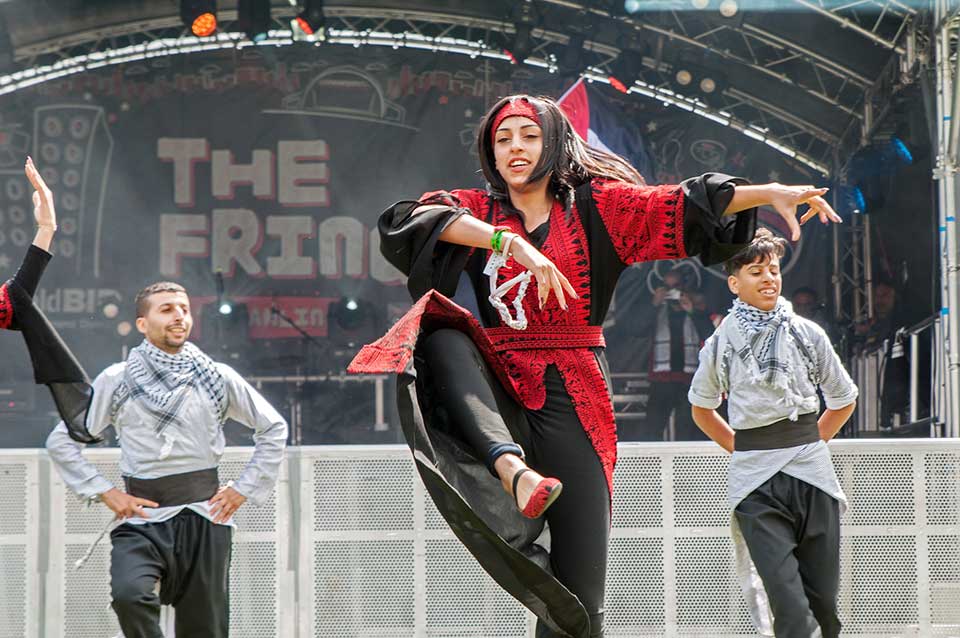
[688,228,857,637]
[47,282,288,638]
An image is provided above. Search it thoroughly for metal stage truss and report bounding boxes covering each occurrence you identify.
[1,441,959,637]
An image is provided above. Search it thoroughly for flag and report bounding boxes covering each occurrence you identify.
[557,78,655,182]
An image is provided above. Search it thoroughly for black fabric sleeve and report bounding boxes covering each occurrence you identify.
[13,244,52,298]
[378,196,474,300]
[681,173,757,266]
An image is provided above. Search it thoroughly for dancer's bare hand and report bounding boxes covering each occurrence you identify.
[209,486,246,523]
[24,157,56,229]
[99,488,158,520]
[769,184,841,241]
[509,236,578,310]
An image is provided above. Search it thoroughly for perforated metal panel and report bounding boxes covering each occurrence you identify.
[605,538,665,634]
[61,543,119,638]
[0,455,38,638]
[840,535,919,630]
[425,538,527,637]
[0,464,28,535]
[19,441,960,637]
[671,454,730,527]
[0,545,27,638]
[834,452,916,525]
[925,452,960,526]
[312,457,414,531]
[610,456,663,528]
[313,539,415,637]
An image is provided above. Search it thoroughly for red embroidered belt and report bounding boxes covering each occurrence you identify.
[484,325,605,352]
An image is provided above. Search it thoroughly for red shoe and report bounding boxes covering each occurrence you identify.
[512,467,563,519]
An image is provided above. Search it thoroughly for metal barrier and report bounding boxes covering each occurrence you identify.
[850,315,946,437]
[1,441,959,637]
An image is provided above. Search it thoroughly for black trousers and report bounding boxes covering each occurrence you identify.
[735,472,841,638]
[110,509,233,638]
[421,329,610,638]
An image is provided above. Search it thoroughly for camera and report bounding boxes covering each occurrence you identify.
[665,289,682,301]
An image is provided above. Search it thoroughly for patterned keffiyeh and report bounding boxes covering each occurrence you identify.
[112,339,227,433]
[717,297,818,419]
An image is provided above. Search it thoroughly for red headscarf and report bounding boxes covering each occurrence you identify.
[491,97,542,143]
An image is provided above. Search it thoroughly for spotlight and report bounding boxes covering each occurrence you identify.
[849,137,915,179]
[719,0,739,17]
[624,0,644,14]
[327,296,384,349]
[180,0,218,37]
[292,0,325,38]
[891,137,914,165]
[691,0,710,8]
[238,0,271,43]
[671,62,728,104]
[836,185,867,219]
[219,301,233,315]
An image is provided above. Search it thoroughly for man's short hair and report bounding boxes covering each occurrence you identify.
[724,227,788,276]
[135,282,187,317]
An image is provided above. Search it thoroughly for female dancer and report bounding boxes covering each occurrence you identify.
[351,94,839,637]
[2,157,98,443]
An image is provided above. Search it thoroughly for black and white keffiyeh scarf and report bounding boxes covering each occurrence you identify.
[112,340,227,434]
[716,297,818,419]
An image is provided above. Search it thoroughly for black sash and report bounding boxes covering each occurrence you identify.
[734,412,821,452]
[124,467,219,507]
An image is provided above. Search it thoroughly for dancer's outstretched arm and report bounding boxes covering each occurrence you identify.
[24,157,57,252]
[725,183,841,241]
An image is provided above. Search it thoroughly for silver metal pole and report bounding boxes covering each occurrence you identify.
[864,215,875,320]
[935,0,960,437]
[910,331,920,424]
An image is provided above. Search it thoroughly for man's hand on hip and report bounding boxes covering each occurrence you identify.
[209,486,246,524]
[99,488,159,519]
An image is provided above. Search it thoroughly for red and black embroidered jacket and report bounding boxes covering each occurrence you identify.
[360,174,756,499]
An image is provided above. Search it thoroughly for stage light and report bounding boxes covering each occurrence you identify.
[219,301,233,315]
[345,298,359,311]
[180,0,218,37]
[849,137,915,179]
[836,185,867,218]
[675,69,692,86]
[892,137,913,165]
[624,0,643,14]
[691,0,710,8]
[292,0,325,37]
[700,77,716,93]
[719,0,739,17]
[238,0,271,43]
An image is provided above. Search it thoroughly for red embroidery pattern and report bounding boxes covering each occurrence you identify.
[467,197,618,501]
[591,179,687,264]
[0,284,11,330]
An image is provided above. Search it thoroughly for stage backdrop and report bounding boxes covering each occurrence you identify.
[0,45,826,445]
